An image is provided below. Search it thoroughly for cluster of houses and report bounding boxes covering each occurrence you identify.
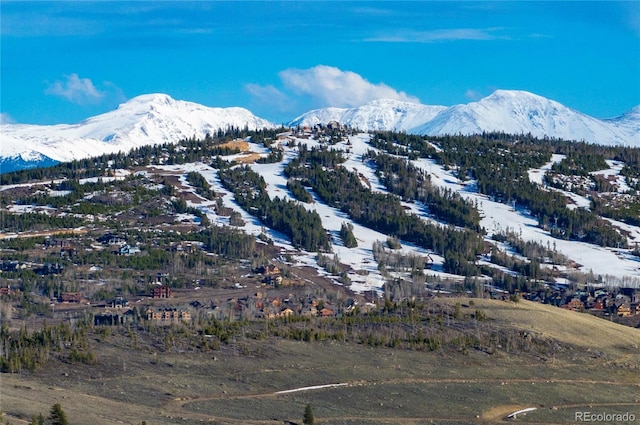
[96,233,141,255]
[83,275,370,327]
[93,306,191,326]
[1,260,64,276]
[43,234,141,258]
[295,121,348,134]
[93,290,192,326]
[212,291,348,321]
[44,237,78,259]
[47,279,637,330]
[523,286,639,317]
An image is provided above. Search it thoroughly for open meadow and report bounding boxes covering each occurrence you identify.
[1,299,639,425]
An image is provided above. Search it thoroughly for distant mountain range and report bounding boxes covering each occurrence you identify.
[1,90,638,173]
[290,90,639,146]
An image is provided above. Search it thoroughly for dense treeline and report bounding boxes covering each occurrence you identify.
[439,136,627,248]
[218,165,331,252]
[366,150,481,231]
[0,212,85,233]
[285,145,484,275]
[551,152,609,176]
[202,225,256,259]
[369,131,439,159]
[255,149,284,164]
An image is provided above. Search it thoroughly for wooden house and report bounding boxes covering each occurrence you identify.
[152,285,172,299]
[146,307,191,324]
[118,244,141,256]
[60,293,82,303]
[617,303,632,317]
[563,298,584,311]
[94,310,135,326]
[110,296,129,309]
[319,307,335,317]
[258,264,280,276]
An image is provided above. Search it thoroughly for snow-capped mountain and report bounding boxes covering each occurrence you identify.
[291,90,639,146]
[2,90,639,174]
[289,98,447,132]
[0,94,275,173]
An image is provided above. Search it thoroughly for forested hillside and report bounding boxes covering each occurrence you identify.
[1,126,639,322]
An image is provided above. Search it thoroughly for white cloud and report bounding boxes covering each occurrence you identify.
[279,65,419,108]
[0,113,16,125]
[366,28,507,43]
[45,73,104,104]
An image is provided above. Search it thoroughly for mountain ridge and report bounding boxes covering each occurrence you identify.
[291,90,639,146]
[1,90,638,173]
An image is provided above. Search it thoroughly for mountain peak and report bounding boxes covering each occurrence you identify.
[480,90,557,107]
[487,89,538,98]
[129,93,175,103]
[115,93,181,114]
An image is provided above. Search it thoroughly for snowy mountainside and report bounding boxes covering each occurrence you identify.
[162,131,640,288]
[608,105,640,133]
[289,98,447,132]
[291,90,639,146]
[0,94,275,172]
[415,90,638,146]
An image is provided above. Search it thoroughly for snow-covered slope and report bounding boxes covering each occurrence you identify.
[608,105,640,134]
[291,90,640,146]
[416,90,638,145]
[0,94,275,172]
[289,98,447,132]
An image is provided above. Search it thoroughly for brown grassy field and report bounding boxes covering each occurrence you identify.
[219,140,251,152]
[440,298,640,359]
[233,152,264,164]
[1,299,639,425]
[219,139,265,163]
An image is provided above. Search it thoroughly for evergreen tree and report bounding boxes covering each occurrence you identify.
[340,222,358,248]
[48,404,67,425]
[303,403,315,425]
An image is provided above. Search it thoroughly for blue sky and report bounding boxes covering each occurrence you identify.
[1,1,639,125]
